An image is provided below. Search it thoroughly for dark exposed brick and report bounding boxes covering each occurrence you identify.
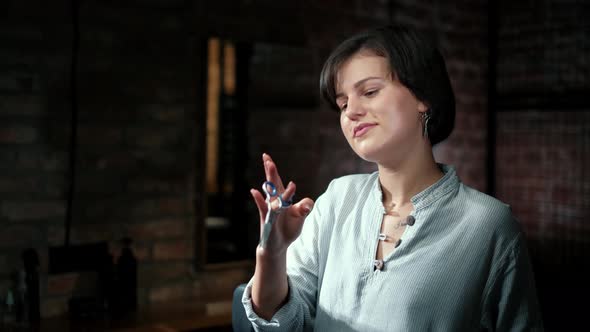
[8,0,585,322]
[148,280,200,303]
[0,126,37,143]
[125,219,187,241]
[0,95,44,116]
[153,240,192,261]
[138,262,191,287]
[0,225,44,248]
[1,200,65,221]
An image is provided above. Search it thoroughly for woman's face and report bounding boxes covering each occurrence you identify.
[336,51,427,165]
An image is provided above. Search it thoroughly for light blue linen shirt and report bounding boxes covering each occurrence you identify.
[242,165,543,331]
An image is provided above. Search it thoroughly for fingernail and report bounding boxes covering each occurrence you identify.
[303,204,313,215]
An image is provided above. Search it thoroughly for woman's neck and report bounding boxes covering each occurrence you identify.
[377,149,443,208]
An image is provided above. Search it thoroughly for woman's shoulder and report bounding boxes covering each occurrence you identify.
[459,185,512,215]
[456,183,521,238]
[326,172,378,194]
[314,172,379,208]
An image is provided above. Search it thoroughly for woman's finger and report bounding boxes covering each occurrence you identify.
[250,189,268,226]
[263,153,285,192]
[281,181,295,203]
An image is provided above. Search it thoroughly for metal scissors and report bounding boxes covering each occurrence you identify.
[259,181,292,249]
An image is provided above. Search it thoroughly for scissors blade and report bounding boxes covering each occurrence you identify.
[260,221,273,248]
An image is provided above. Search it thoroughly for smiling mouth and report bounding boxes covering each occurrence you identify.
[353,123,377,138]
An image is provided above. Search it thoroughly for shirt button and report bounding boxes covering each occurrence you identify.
[374,259,384,271]
[395,239,402,248]
[406,215,415,226]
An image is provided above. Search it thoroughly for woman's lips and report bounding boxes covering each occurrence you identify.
[354,123,377,137]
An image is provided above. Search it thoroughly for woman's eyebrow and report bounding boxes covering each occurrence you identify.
[335,76,384,99]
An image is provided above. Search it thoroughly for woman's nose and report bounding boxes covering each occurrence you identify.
[343,98,365,119]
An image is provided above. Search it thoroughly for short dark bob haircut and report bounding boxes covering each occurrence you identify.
[319,25,455,146]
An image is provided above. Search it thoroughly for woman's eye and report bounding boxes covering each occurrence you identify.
[339,104,347,112]
[364,89,378,97]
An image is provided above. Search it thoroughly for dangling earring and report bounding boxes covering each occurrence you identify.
[421,111,431,139]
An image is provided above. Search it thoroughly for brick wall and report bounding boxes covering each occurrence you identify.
[245,0,490,195]
[393,0,490,190]
[0,0,490,319]
[495,0,589,329]
[0,0,201,317]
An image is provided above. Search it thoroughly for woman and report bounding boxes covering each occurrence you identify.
[242,25,543,331]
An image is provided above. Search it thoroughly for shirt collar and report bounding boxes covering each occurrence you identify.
[371,164,459,211]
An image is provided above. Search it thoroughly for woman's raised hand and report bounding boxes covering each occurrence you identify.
[250,153,314,258]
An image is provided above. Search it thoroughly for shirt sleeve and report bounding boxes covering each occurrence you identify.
[241,183,332,331]
[241,275,312,331]
[481,233,544,331]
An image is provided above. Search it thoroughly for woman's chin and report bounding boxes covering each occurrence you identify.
[352,148,381,164]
